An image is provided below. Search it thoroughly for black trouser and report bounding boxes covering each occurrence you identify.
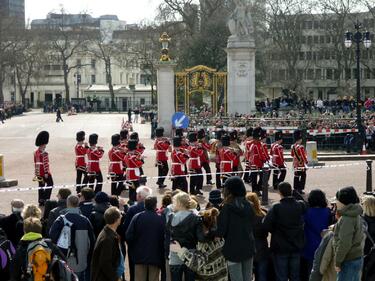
[172,175,188,192]
[38,174,54,205]
[189,168,203,194]
[87,171,103,193]
[273,168,286,189]
[250,170,263,192]
[201,162,212,184]
[156,161,169,186]
[243,164,251,183]
[128,180,140,203]
[294,170,306,191]
[56,116,63,122]
[215,164,222,189]
[76,169,88,193]
[111,174,125,196]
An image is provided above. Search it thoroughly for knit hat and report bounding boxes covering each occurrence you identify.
[209,190,223,205]
[336,186,360,205]
[89,134,98,145]
[224,176,246,197]
[76,131,85,142]
[95,192,109,204]
[111,134,121,146]
[35,131,49,146]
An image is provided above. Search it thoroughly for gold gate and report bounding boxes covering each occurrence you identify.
[175,65,227,115]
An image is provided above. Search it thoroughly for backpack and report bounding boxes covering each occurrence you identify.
[363,230,375,281]
[26,239,53,281]
[50,258,79,281]
[56,216,78,262]
[0,237,16,279]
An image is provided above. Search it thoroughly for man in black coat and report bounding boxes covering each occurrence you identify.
[262,182,307,281]
[126,197,165,281]
[45,188,71,235]
[0,199,24,246]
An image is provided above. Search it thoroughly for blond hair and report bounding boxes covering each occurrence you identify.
[23,217,42,234]
[362,195,375,217]
[22,204,42,219]
[173,192,197,211]
[246,192,266,217]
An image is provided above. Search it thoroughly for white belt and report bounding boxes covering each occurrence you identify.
[126,168,140,176]
[110,161,122,164]
[221,161,233,168]
[172,163,184,168]
[76,155,85,158]
[35,162,43,165]
[88,160,99,163]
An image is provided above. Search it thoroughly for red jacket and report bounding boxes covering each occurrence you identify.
[124,151,143,181]
[244,139,253,162]
[108,146,126,175]
[171,149,189,176]
[34,149,50,177]
[87,146,104,173]
[219,147,237,173]
[188,143,204,170]
[249,140,267,169]
[137,142,146,155]
[154,138,170,161]
[291,144,308,168]
[75,143,88,168]
[262,143,270,161]
[271,142,285,167]
[199,142,210,163]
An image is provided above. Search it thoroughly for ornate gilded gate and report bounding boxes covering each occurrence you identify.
[175,65,227,115]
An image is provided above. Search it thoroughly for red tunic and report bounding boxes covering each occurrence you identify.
[75,143,88,168]
[244,139,254,162]
[108,146,126,175]
[124,151,143,181]
[171,149,189,176]
[199,142,211,164]
[249,140,267,169]
[154,138,170,162]
[291,144,308,169]
[34,149,50,177]
[137,142,146,155]
[219,147,237,173]
[188,144,204,170]
[262,143,270,162]
[87,146,104,173]
[271,142,285,168]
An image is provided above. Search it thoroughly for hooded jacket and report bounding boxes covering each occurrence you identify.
[333,203,364,268]
[216,197,255,262]
[89,202,110,238]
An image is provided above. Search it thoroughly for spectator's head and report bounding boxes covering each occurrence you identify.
[308,189,328,208]
[95,192,109,204]
[11,199,24,214]
[190,195,201,211]
[161,194,172,208]
[246,192,266,217]
[23,217,42,234]
[145,196,157,211]
[200,207,219,232]
[109,196,120,208]
[136,186,152,202]
[57,188,72,201]
[223,176,246,202]
[80,187,95,202]
[336,186,359,208]
[278,182,293,198]
[22,204,42,219]
[104,207,122,228]
[173,192,196,211]
[67,195,80,208]
[209,190,223,206]
[362,195,375,217]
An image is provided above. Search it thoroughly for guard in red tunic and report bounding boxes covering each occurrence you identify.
[34,131,53,206]
[212,129,225,189]
[87,134,104,193]
[291,129,308,193]
[120,129,129,151]
[243,128,253,183]
[124,139,143,203]
[154,127,171,188]
[129,132,146,184]
[187,132,204,195]
[219,134,237,184]
[271,131,286,189]
[75,131,89,193]
[261,129,271,187]
[198,129,214,186]
[229,130,243,173]
[175,128,188,148]
[171,137,189,192]
[249,127,267,195]
[108,134,126,196]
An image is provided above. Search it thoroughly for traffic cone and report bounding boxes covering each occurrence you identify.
[361,143,368,155]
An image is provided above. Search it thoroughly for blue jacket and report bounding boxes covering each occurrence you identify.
[79,201,94,219]
[123,201,145,236]
[126,210,165,267]
[303,207,331,261]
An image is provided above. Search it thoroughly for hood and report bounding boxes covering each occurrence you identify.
[171,210,194,227]
[21,232,43,241]
[338,203,363,217]
[227,197,252,217]
[93,202,110,213]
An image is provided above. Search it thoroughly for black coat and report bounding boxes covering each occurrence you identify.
[364,215,375,255]
[253,213,270,262]
[263,197,307,254]
[0,212,23,246]
[91,226,121,281]
[89,202,110,238]
[46,200,67,234]
[79,201,94,219]
[126,210,165,267]
[216,197,256,262]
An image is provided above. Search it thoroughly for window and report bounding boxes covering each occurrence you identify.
[106,74,110,84]
[306,52,312,60]
[52,65,60,71]
[334,69,340,80]
[91,59,96,69]
[326,69,333,80]
[299,52,305,60]
[307,69,314,80]
[325,51,330,60]
[314,36,319,44]
[140,98,145,105]
[44,65,51,71]
[318,51,324,60]
[345,68,351,80]
[307,36,313,44]
[315,69,322,80]
[301,36,306,44]
[365,69,371,79]
[91,75,96,84]
[76,59,82,67]
[353,69,359,79]
[278,69,286,80]
[320,36,325,44]
[306,21,312,29]
[313,21,320,29]
[326,35,331,44]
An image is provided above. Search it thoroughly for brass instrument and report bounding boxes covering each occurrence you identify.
[33,175,45,184]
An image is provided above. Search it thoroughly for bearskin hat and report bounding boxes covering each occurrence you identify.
[197,129,206,139]
[229,130,238,141]
[76,131,85,142]
[216,129,226,141]
[221,135,230,146]
[294,129,303,141]
[261,129,267,139]
[246,128,253,138]
[188,132,197,143]
[127,139,138,150]
[173,137,182,147]
[275,131,283,141]
[155,127,164,138]
[35,131,49,146]
[89,134,98,145]
[120,129,128,140]
[175,128,184,137]
[130,132,139,140]
[253,127,262,139]
[111,134,121,146]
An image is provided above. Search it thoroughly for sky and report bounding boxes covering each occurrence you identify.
[25,0,163,24]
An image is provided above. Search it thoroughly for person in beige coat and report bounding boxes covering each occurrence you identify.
[319,230,337,281]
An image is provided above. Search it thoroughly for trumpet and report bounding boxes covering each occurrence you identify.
[33,176,45,184]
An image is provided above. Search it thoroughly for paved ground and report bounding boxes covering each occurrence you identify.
[0,111,371,213]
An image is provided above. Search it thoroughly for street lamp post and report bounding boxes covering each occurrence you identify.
[345,23,372,152]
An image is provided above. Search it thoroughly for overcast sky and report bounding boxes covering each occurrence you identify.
[25,0,163,24]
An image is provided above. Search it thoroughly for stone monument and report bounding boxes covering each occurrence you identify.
[226,0,256,114]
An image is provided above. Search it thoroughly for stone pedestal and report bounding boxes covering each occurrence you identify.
[156,62,177,137]
[226,36,256,114]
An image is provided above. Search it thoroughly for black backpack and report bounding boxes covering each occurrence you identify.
[0,234,16,280]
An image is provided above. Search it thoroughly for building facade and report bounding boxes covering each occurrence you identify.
[0,0,25,27]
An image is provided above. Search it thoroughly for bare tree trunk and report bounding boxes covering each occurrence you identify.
[0,71,4,104]
[63,61,70,104]
[106,59,115,110]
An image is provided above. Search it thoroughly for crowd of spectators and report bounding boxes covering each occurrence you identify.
[0,178,374,281]
[0,102,25,123]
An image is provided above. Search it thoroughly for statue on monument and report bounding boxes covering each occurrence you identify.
[228,0,254,39]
